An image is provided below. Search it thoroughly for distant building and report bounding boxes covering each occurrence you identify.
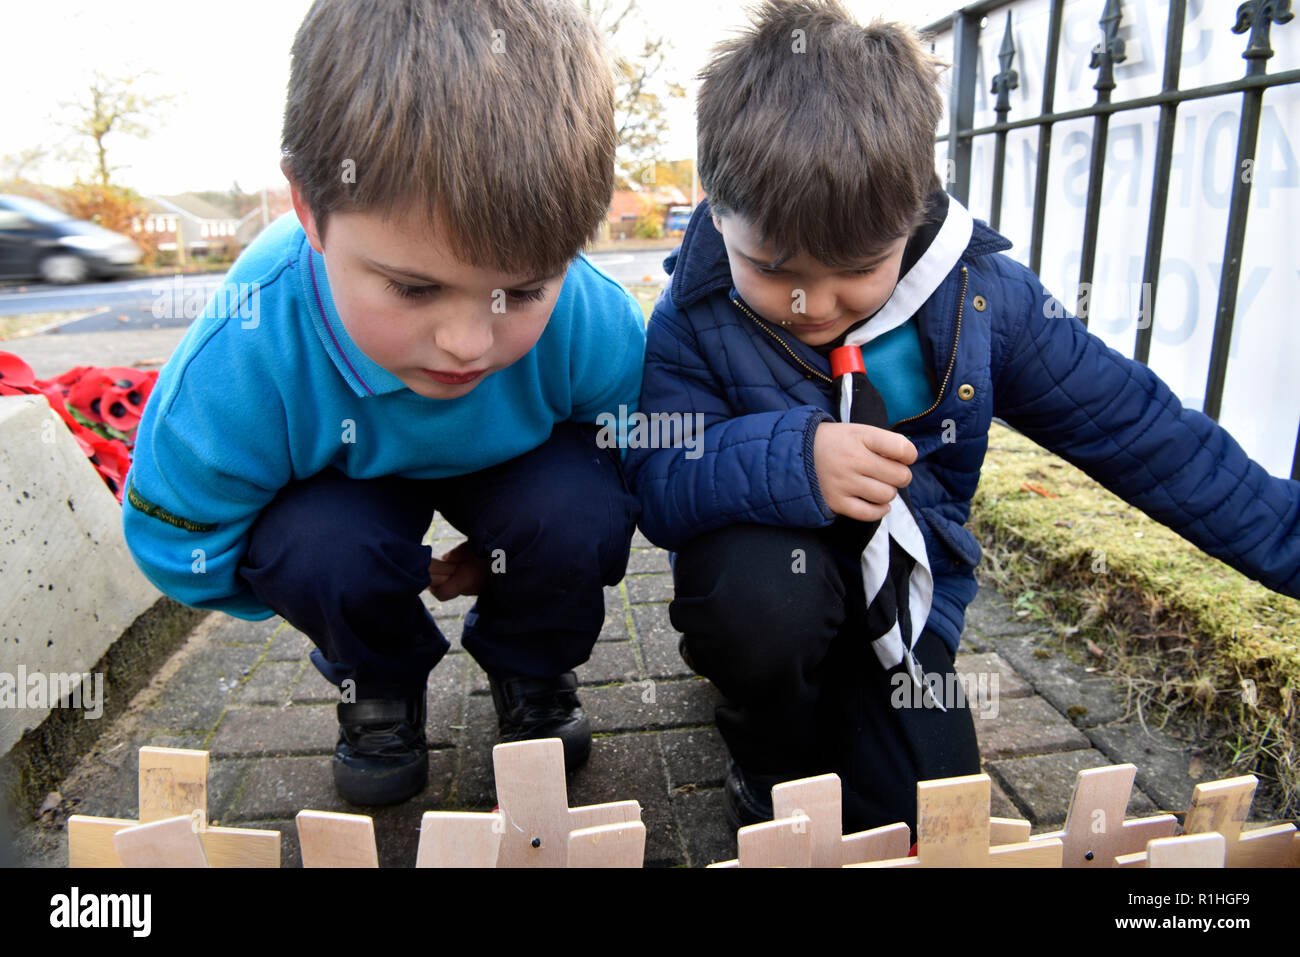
[134,191,291,257]
[605,185,689,239]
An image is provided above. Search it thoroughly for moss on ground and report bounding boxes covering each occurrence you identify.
[971,422,1300,816]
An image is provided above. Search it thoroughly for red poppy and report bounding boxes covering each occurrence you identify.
[67,369,114,426]
[99,367,154,433]
[0,352,38,395]
[87,433,131,503]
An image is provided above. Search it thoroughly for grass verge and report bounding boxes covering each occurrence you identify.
[971,422,1300,817]
[0,311,89,340]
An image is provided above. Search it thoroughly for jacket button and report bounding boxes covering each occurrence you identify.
[958,383,975,400]
[972,295,987,311]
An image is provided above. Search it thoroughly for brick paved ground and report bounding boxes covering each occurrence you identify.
[12,518,1245,867]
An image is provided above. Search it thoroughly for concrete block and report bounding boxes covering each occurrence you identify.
[0,395,163,755]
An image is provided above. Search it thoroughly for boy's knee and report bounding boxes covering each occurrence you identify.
[670,524,847,673]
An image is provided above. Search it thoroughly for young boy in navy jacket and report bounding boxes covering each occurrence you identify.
[123,0,645,806]
[625,0,1300,834]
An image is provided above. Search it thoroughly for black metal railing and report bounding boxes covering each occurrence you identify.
[923,0,1299,479]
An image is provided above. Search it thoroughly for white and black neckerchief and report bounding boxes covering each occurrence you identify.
[828,197,973,707]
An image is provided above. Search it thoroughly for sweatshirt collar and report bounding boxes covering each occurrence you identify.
[297,234,409,397]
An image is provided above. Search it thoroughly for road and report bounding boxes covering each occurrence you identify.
[0,249,673,333]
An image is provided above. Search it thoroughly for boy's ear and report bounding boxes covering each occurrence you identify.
[281,158,325,255]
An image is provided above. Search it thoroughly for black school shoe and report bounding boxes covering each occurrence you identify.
[332,695,429,806]
[723,763,782,831]
[488,671,591,770]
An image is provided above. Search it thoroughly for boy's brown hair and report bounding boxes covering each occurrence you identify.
[697,0,945,267]
[281,0,615,278]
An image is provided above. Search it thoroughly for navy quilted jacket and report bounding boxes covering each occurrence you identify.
[625,200,1300,655]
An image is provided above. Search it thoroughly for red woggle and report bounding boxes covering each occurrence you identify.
[830,345,865,378]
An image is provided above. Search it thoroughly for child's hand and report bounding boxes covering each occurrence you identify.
[427,541,491,601]
[812,422,916,522]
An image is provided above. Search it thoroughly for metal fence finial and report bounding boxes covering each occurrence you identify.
[1233,0,1294,65]
[1090,0,1128,94]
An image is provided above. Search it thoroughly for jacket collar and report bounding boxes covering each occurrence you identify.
[665,194,1013,314]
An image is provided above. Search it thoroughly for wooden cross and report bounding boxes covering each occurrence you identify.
[1029,764,1178,867]
[707,771,1036,867]
[1114,774,1298,868]
[68,747,279,867]
[113,813,209,868]
[853,773,1062,868]
[1145,833,1226,868]
[416,810,504,868]
[491,738,644,867]
[297,810,379,867]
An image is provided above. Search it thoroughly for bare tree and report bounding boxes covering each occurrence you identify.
[61,71,175,186]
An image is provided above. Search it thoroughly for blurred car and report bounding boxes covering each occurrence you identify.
[0,194,142,284]
[665,205,694,233]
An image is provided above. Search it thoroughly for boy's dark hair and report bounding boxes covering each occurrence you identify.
[281,0,615,278]
[697,0,945,267]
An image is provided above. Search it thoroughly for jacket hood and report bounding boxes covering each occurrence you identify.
[664,195,1014,314]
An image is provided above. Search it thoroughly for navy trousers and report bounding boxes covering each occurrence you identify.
[669,519,982,834]
[236,421,639,700]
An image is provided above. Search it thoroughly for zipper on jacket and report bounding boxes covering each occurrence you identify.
[730,265,970,427]
[891,265,969,430]
[729,296,834,384]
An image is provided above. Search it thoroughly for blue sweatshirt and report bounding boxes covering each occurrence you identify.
[123,213,646,620]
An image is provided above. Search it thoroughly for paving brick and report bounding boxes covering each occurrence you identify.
[451,695,503,808]
[207,613,284,647]
[988,749,1161,828]
[993,636,1127,727]
[267,627,313,661]
[672,788,735,868]
[235,661,301,706]
[575,641,642,685]
[209,705,336,758]
[661,727,729,789]
[632,603,695,679]
[974,696,1091,761]
[567,732,677,866]
[954,652,1031,703]
[625,547,672,575]
[143,643,265,732]
[1086,723,1220,816]
[425,655,468,749]
[964,584,1041,639]
[600,586,631,640]
[226,750,456,821]
[290,663,337,704]
[989,774,1020,821]
[631,529,653,549]
[625,573,674,604]
[584,678,720,733]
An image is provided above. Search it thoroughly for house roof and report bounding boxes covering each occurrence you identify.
[149,193,240,222]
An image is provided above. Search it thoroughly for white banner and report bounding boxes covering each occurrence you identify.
[931,0,1300,476]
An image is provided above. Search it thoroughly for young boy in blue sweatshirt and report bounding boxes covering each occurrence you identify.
[625,0,1300,835]
[123,0,645,806]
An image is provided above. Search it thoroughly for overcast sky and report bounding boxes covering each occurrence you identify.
[2,0,959,197]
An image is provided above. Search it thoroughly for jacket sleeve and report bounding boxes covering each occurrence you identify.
[991,259,1300,598]
[122,334,292,620]
[624,299,836,552]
